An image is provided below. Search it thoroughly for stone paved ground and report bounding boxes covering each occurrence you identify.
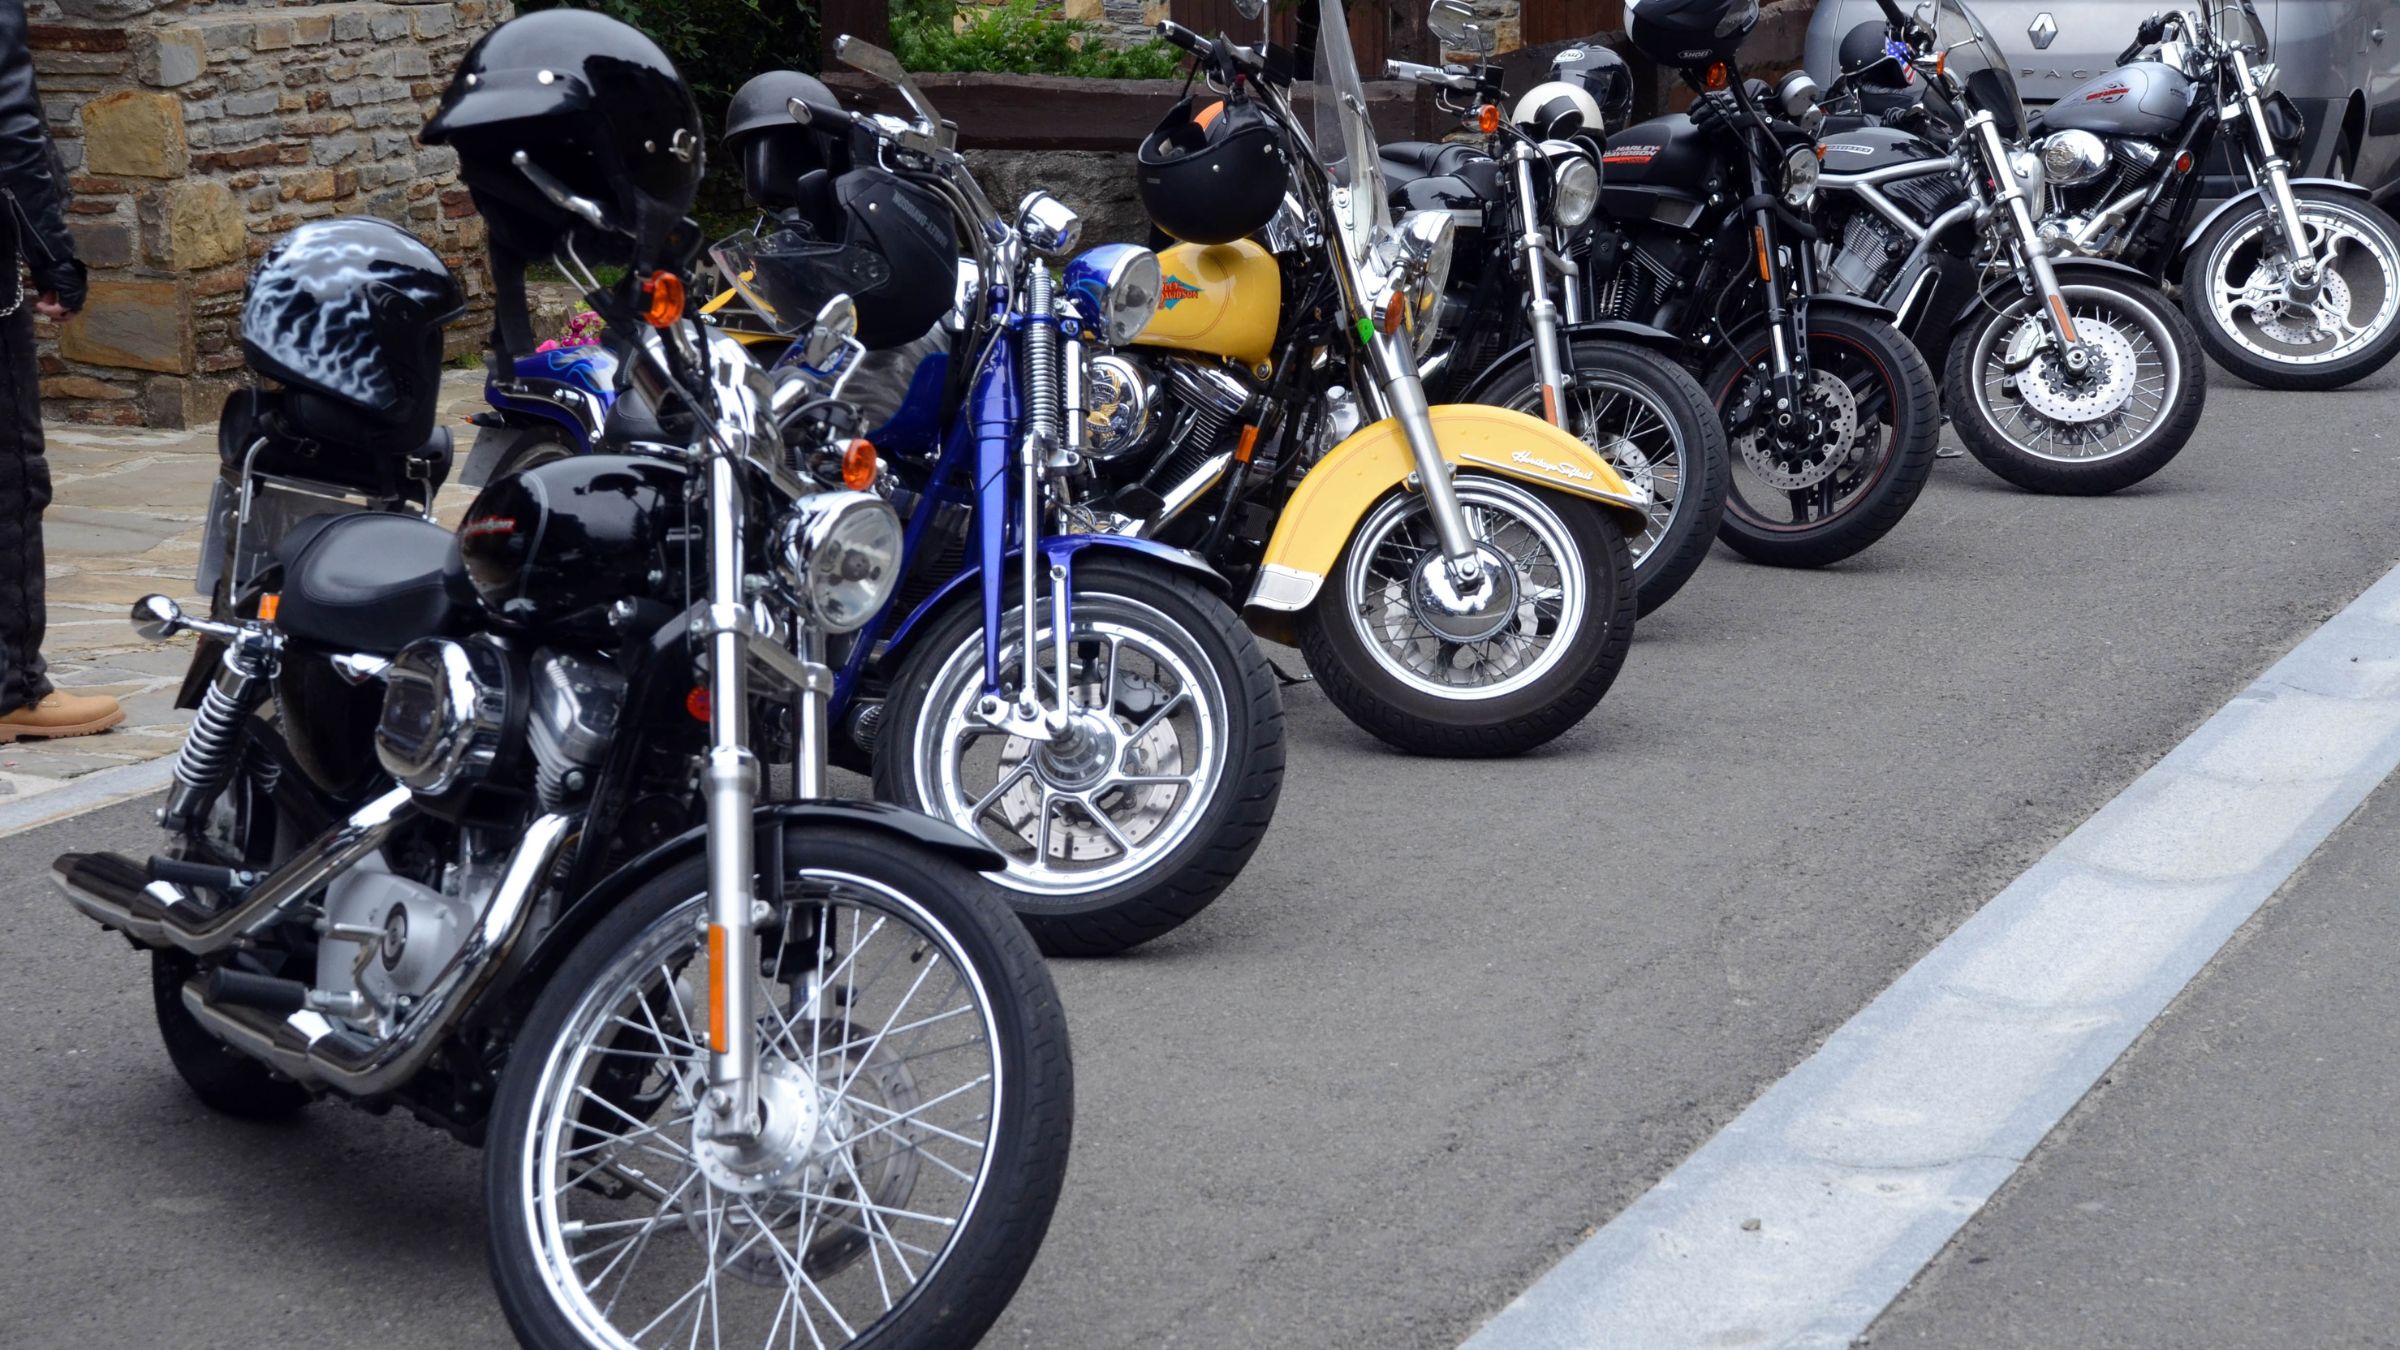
[0,371,488,808]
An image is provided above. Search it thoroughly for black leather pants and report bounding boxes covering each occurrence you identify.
[0,301,52,714]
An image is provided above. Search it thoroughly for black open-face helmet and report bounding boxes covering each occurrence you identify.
[714,167,957,350]
[421,10,703,356]
[1839,20,1911,88]
[1625,0,1761,69]
[725,70,851,215]
[1550,43,1636,136]
[240,216,465,456]
[1137,95,1288,246]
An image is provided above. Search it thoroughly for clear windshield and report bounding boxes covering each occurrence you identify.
[1312,0,1389,264]
[1933,0,2025,139]
[2208,1,2266,55]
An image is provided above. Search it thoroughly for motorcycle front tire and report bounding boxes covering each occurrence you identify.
[2183,185,2400,392]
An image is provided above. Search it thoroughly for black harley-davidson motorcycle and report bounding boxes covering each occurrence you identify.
[1378,4,1731,617]
[1814,0,2208,495]
[2021,3,2400,391]
[1587,0,1941,568]
[52,16,1072,1349]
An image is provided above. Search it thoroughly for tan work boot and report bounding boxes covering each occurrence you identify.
[0,691,127,742]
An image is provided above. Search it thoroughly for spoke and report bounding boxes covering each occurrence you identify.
[1126,688,1191,745]
[968,763,1034,820]
[834,950,946,1103]
[841,1076,997,1152]
[1079,794,1139,856]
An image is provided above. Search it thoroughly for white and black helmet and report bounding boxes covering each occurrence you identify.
[1513,80,1607,141]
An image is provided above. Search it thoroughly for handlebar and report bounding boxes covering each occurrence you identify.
[1385,58,1478,92]
[2117,13,2169,66]
[1156,20,1266,77]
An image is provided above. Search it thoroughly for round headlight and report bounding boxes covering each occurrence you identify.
[1782,143,1821,209]
[777,492,904,634]
[1400,210,1457,295]
[1062,244,1163,346]
[1551,149,1600,229]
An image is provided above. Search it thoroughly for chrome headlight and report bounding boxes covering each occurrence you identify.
[776,492,905,634]
[1399,210,1457,356]
[1782,143,1821,209]
[1015,191,1082,257]
[2039,129,2110,186]
[2248,61,2279,97]
[1062,243,1163,345]
[376,636,512,796]
[1547,145,1601,229]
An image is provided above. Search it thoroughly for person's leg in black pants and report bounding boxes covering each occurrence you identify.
[0,300,52,715]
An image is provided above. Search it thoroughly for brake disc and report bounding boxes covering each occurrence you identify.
[2253,264,2353,347]
[1732,370,1858,491]
[2013,320,2138,425]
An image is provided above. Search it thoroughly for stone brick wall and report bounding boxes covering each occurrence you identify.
[23,0,510,428]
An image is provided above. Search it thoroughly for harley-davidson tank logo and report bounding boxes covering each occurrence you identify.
[1603,145,1660,165]
[1159,275,1203,308]
[462,516,517,538]
[2084,84,2132,103]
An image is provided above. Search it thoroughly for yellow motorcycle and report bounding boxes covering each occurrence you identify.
[1071,0,1652,754]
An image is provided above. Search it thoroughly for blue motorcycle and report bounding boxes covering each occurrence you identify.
[723,45,1286,956]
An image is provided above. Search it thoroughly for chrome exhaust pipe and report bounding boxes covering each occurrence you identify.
[54,786,416,955]
[178,812,574,1096]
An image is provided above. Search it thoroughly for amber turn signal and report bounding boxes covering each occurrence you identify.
[1704,63,1731,91]
[1478,103,1501,134]
[841,439,879,491]
[258,593,280,622]
[642,270,685,328]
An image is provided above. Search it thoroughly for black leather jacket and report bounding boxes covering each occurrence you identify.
[0,0,84,310]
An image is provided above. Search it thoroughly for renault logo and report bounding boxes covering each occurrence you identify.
[2029,12,2059,49]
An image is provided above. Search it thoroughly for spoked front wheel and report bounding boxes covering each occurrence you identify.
[2185,186,2400,391]
[876,554,1284,957]
[485,827,1073,1350]
[1947,277,2205,495]
[1298,473,1636,757]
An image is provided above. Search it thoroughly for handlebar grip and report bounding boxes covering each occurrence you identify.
[1156,20,1211,59]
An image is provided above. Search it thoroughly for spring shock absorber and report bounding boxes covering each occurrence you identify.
[1015,264,1061,715]
[160,632,280,834]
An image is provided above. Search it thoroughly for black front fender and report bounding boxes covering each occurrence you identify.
[1797,292,1899,325]
[508,801,1005,1001]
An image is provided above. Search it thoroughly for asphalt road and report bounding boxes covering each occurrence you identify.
[6,364,2400,1349]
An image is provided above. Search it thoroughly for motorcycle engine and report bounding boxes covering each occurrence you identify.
[313,847,501,1024]
[1080,353,1259,537]
[526,650,625,813]
[1826,209,1909,299]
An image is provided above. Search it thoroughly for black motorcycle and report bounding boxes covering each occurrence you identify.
[1590,0,1941,568]
[1816,0,2208,495]
[2025,3,2400,391]
[52,17,1073,1348]
[1379,8,1731,617]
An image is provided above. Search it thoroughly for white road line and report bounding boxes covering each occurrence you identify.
[0,759,173,840]
[1464,561,2400,1350]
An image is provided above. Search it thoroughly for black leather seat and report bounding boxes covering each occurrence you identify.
[273,512,476,653]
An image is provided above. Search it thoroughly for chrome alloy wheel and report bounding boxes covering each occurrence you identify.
[2207,203,2400,368]
[1342,476,1588,703]
[914,593,1227,898]
[1971,288,2180,464]
[1502,373,1690,568]
[518,876,1002,1349]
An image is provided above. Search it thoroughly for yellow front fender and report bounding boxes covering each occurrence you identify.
[1246,404,1650,618]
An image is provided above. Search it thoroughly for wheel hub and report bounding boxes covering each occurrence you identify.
[2012,320,2137,424]
[690,1058,831,1197]
[2252,262,2354,346]
[1737,370,1858,491]
[1408,542,1520,643]
[1031,705,1121,791]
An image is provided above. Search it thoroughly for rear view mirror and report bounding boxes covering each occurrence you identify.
[1428,0,1494,56]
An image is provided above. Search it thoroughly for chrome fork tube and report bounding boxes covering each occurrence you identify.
[794,628,828,801]
[1974,114,2087,368]
[702,449,760,1134]
[1019,267,1060,715]
[2233,50,2320,294]
[1371,327,1482,572]
[1514,147,1571,428]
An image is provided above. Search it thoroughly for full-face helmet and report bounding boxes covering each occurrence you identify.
[1625,0,1762,69]
[1549,43,1637,136]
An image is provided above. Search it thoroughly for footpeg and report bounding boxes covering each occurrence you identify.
[206,968,309,1015]
[149,855,259,897]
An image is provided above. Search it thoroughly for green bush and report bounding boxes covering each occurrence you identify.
[893,0,1185,79]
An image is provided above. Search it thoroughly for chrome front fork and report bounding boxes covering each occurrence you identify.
[1974,113,2089,372]
[701,446,761,1135]
[1513,149,1571,428]
[1371,327,1484,577]
[2234,50,2321,298]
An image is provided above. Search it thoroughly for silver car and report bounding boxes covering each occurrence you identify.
[1804,0,2400,196]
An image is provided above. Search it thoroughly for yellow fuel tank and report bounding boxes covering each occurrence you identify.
[1129,239,1281,370]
